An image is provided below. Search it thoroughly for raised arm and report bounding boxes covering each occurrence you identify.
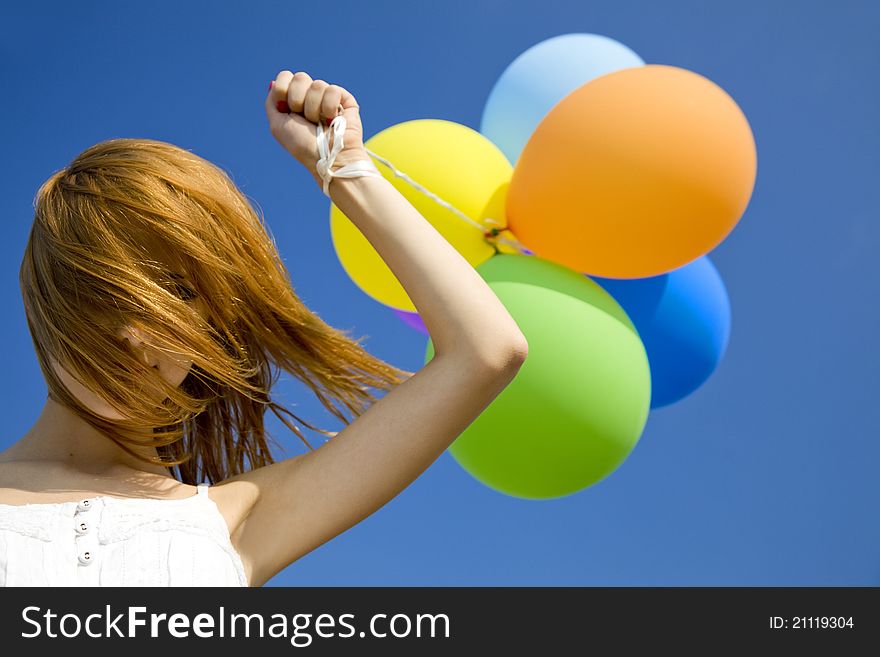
[219,71,527,586]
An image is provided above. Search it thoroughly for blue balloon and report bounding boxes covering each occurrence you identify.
[480,33,644,165]
[590,257,731,409]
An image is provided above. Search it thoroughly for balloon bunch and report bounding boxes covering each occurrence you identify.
[330,34,757,499]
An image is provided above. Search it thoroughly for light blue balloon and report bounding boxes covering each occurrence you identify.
[590,257,731,409]
[480,33,644,165]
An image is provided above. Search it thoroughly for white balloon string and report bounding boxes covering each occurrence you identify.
[364,148,530,254]
[316,111,382,197]
[316,107,531,254]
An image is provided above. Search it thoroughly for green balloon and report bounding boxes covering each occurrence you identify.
[425,254,651,499]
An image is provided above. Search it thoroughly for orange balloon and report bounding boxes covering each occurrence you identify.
[506,65,757,278]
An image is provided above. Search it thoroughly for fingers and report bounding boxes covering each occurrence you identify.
[336,85,359,113]
[287,71,314,114]
[303,79,328,124]
[267,71,353,125]
[266,70,294,117]
[320,85,345,124]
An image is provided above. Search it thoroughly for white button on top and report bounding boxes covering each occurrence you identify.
[75,521,90,535]
[76,499,92,512]
[78,550,93,566]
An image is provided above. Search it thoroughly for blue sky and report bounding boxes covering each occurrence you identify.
[0,0,877,585]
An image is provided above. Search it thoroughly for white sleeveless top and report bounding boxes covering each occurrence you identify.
[0,483,248,586]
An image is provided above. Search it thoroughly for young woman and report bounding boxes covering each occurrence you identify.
[0,70,527,586]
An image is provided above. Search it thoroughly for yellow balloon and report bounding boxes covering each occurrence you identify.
[330,119,512,311]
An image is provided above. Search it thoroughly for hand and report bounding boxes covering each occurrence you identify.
[265,71,370,191]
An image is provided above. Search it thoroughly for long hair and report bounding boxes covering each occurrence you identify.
[20,137,414,484]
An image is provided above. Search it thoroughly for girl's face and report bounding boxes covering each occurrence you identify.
[49,282,205,421]
[49,338,194,422]
[49,254,206,421]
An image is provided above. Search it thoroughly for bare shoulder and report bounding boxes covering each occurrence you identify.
[0,459,61,502]
[0,459,197,505]
[205,476,261,542]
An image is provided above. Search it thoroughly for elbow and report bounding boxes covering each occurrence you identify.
[488,337,529,373]
[446,335,529,373]
[508,338,529,365]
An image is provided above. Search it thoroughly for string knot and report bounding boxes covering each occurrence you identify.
[315,112,382,197]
